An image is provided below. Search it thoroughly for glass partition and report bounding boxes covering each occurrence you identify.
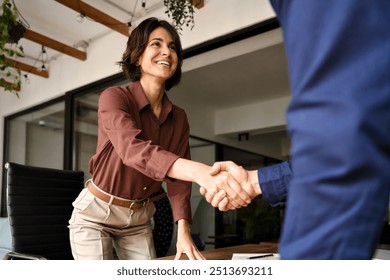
[214,146,283,248]
[73,92,99,180]
[6,101,65,169]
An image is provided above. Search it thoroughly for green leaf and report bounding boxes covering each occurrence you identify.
[0,0,24,96]
[163,0,196,33]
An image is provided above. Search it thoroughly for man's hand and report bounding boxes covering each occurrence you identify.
[200,161,261,211]
[167,158,251,209]
[196,169,251,209]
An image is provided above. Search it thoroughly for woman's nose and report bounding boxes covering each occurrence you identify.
[161,45,171,56]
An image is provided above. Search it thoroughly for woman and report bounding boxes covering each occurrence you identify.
[68,17,250,260]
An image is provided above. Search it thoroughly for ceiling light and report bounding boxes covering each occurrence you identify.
[24,74,30,84]
[41,45,48,62]
[76,12,85,23]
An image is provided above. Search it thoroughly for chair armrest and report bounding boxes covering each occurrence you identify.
[3,251,47,260]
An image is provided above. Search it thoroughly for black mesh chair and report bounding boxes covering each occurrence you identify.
[4,162,84,260]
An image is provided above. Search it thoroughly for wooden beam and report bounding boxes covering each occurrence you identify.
[55,0,129,36]
[191,0,205,9]
[24,29,87,61]
[5,57,49,78]
[0,80,20,92]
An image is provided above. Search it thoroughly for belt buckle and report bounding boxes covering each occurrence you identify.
[129,201,135,209]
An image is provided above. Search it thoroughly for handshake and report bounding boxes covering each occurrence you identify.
[198,161,261,211]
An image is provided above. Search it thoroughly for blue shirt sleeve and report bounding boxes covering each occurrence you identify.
[257,161,292,206]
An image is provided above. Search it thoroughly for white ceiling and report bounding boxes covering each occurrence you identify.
[172,43,289,109]
[13,0,165,66]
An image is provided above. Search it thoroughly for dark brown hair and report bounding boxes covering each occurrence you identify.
[119,17,183,91]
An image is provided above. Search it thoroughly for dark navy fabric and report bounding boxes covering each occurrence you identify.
[258,161,291,207]
[261,0,390,259]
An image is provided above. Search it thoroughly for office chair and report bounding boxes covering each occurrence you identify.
[4,162,84,260]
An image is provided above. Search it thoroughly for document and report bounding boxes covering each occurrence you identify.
[231,253,280,260]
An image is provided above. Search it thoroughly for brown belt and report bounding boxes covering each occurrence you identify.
[86,181,166,209]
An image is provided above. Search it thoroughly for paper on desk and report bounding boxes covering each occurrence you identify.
[231,253,280,260]
[372,249,390,260]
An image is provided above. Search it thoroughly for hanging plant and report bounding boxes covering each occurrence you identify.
[163,0,197,32]
[0,0,27,95]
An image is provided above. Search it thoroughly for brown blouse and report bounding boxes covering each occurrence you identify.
[88,81,192,223]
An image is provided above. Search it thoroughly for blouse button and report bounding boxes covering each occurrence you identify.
[143,186,147,190]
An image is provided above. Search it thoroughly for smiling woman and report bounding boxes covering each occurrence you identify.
[67,17,249,261]
[136,27,179,105]
[67,17,192,261]
[120,17,183,92]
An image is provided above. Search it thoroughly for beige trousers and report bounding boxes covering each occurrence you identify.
[68,187,156,260]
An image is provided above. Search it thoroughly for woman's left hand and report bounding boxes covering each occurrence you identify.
[174,219,206,260]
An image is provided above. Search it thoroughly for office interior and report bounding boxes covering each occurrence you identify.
[0,0,389,258]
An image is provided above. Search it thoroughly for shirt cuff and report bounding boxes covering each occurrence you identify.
[258,161,292,206]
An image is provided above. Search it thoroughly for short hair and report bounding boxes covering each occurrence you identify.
[119,17,183,91]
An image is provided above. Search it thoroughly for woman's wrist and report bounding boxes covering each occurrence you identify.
[168,158,210,184]
[177,219,191,235]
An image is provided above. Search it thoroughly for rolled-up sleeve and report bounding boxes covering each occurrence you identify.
[258,161,292,206]
[166,113,192,223]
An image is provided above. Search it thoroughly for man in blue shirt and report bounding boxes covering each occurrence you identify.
[203,1,390,259]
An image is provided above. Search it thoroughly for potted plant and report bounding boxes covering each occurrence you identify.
[237,197,282,243]
[0,0,27,95]
[164,0,202,32]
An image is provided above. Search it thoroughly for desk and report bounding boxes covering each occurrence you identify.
[156,242,278,260]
